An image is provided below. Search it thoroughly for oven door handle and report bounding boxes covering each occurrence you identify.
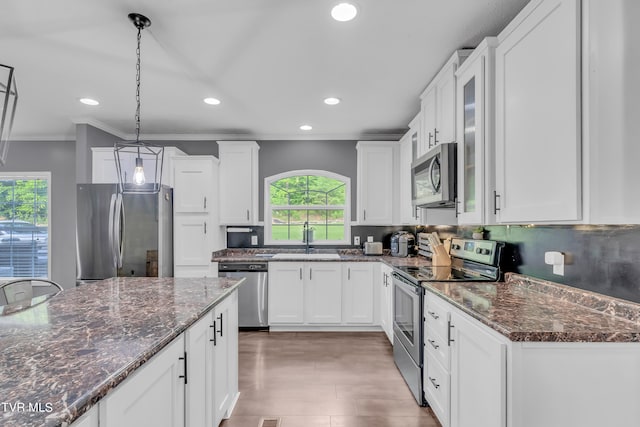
[392,273,422,295]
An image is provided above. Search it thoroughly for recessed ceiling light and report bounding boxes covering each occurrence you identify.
[203,97,221,105]
[79,98,99,106]
[324,97,341,105]
[300,125,313,131]
[331,3,358,22]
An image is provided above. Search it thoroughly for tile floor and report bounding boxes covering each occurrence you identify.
[220,331,441,427]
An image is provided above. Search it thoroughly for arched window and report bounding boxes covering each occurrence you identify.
[264,170,350,245]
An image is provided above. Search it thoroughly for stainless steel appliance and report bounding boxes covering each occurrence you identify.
[363,241,382,255]
[392,238,504,406]
[411,142,457,208]
[218,262,268,329]
[76,184,173,284]
[391,231,415,257]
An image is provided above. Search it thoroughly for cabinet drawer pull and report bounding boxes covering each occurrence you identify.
[178,352,188,384]
[299,268,302,280]
[494,191,501,214]
[217,313,224,337]
[429,376,440,390]
[246,209,250,220]
[428,310,439,320]
[348,268,351,280]
[448,320,455,345]
[210,322,217,345]
[433,128,439,145]
[203,197,207,209]
[310,268,313,280]
[363,209,366,221]
[204,221,207,234]
[428,339,440,350]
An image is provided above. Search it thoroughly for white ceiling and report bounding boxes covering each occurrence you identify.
[1,0,530,142]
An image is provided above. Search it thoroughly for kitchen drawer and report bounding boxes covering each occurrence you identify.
[424,292,450,341]
[424,354,450,427]
[425,325,450,371]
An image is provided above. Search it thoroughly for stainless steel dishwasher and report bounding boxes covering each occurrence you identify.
[218,262,268,330]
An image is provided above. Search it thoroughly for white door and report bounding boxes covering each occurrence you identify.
[421,87,437,153]
[450,310,506,427]
[174,218,210,266]
[342,263,374,324]
[100,336,185,427]
[305,263,342,324]
[456,53,486,225]
[357,143,394,225]
[495,0,581,222]
[435,64,457,145]
[173,158,213,213]
[268,262,304,324]
[185,312,214,427]
[219,146,254,224]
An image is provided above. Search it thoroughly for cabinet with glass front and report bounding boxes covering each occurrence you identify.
[455,37,498,225]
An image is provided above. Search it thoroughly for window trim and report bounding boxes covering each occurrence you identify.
[0,172,51,279]
[264,169,351,246]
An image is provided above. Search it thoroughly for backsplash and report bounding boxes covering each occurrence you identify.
[226,225,415,249]
[421,224,640,304]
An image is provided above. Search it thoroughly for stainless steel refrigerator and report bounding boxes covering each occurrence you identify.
[76,184,173,284]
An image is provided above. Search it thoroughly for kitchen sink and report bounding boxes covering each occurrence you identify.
[271,253,341,260]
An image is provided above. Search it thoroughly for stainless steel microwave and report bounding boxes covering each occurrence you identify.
[411,142,457,208]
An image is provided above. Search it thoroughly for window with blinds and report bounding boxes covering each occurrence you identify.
[0,174,50,278]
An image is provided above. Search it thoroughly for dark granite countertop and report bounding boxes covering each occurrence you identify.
[0,276,244,427]
[423,272,640,343]
[211,248,432,269]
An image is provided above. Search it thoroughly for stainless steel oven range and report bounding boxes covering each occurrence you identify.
[392,238,504,406]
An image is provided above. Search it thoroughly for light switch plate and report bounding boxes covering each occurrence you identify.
[251,235,258,245]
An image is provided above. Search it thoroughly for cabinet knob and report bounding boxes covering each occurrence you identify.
[429,376,440,390]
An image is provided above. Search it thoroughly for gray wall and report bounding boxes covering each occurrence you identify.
[257,140,358,221]
[0,141,77,288]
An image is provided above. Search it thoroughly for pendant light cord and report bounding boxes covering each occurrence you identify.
[135,26,142,145]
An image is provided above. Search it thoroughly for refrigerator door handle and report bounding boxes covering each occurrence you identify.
[114,193,125,269]
[108,194,118,270]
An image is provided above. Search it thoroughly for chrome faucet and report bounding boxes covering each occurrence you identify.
[303,221,311,254]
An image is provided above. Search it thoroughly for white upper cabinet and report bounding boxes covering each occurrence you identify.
[495,0,581,223]
[581,0,640,224]
[455,38,498,225]
[173,157,214,213]
[91,146,186,187]
[399,130,419,225]
[419,50,472,157]
[218,141,259,225]
[356,141,397,225]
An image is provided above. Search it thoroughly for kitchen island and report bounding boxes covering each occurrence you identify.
[0,276,244,427]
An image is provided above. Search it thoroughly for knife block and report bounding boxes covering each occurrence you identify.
[431,244,452,266]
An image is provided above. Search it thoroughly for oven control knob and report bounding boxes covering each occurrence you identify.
[452,244,461,250]
[482,249,491,255]
[475,248,482,254]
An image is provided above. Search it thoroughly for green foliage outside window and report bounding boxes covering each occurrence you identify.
[269,174,347,242]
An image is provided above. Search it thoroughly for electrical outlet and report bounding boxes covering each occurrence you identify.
[354,236,360,246]
[367,236,374,242]
[251,235,258,245]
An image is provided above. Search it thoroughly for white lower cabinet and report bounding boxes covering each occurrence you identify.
[269,262,378,328]
[449,310,507,427]
[425,291,640,427]
[100,335,186,427]
[379,264,394,343]
[268,262,305,324]
[305,263,342,324]
[342,263,374,324]
[99,291,238,427]
[213,290,239,426]
[424,292,508,427]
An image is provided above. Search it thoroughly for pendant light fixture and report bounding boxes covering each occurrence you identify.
[114,13,164,194]
[0,64,18,166]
